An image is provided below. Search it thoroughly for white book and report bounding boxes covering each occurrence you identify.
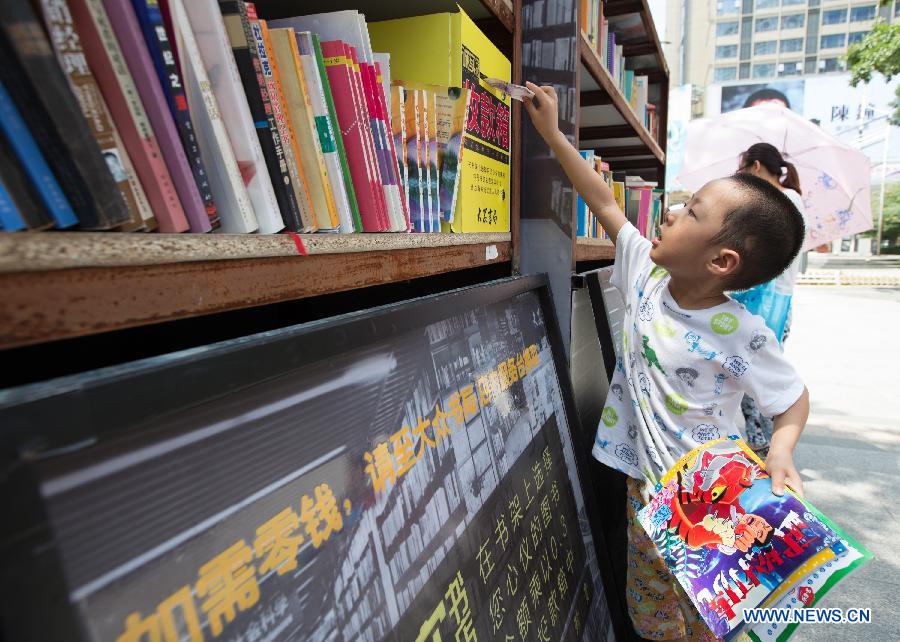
[170,0,257,233]
[183,0,283,233]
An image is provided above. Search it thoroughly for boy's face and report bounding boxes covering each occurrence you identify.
[650,179,741,281]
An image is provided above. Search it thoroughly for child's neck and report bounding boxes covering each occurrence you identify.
[667,276,729,310]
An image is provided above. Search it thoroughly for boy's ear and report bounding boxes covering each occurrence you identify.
[710,248,741,279]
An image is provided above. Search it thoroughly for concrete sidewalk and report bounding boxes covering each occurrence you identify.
[784,287,900,642]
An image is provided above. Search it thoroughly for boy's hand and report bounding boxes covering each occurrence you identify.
[765,447,803,497]
[523,81,561,143]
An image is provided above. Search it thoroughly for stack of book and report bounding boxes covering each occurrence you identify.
[579,0,657,141]
[0,0,501,235]
[576,151,664,242]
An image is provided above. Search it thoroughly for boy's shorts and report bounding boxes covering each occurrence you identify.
[625,478,721,641]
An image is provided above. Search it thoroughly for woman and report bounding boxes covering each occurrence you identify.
[733,142,807,457]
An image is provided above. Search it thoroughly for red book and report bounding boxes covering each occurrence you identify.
[68,0,188,232]
[319,39,387,232]
[102,0,210,233]
[374,61,409,230]
[346,44,389,231]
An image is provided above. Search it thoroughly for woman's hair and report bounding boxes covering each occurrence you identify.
[739,142,802,196]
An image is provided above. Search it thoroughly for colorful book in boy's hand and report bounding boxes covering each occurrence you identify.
[637,437,871,642]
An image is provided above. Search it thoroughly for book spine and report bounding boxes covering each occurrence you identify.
[249,12,317,232]
[70,0,189,232]
[309,35,360,233]
[40,0,148,231]
[220,0,301,232]
[409,88,425,233]
[360,61,402,231]
[295,33,348,231]
[269,27,339,231]
[345,44,388,231]
[376,64,409,231]
[0,130,54,229]
[319,40,385,232]
[169,0,257,233]
[132,0,220,229]
[110,121,157,230]
[425,89,440,233]
[103,0,211,233]
[1,0,132,229]
[390,85,410,230]
[0,79,76,229]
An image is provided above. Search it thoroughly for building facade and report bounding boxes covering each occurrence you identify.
[664,0,897,88]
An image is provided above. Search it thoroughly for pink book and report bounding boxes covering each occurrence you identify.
[345,44,389,231]
[68,0,188,232]
[374,62,409,230]
[639,188,651,237]
[101,0,210,232]
[319,40,387,231]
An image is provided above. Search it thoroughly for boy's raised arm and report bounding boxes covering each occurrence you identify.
[523,82,629,243]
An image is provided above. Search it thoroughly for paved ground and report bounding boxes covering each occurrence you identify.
[782,286,900,641]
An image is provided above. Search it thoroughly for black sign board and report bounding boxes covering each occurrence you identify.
[0,276,625,642]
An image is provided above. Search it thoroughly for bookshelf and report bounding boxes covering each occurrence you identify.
[574,0,669,264]
[0,0,520,364]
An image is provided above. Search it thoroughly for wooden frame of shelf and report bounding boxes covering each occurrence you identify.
[0,233,511,349]
[578,32,664,163]
[574,237,615,262]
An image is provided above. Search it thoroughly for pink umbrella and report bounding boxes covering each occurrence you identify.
[676,103,872,250]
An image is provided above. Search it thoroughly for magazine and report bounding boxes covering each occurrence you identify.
[637,436,872,641]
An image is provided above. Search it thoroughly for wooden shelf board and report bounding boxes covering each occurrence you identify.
[578,33,665,164]
[575,237,615,261]
[0,232,511,273]
[0,237,511,349]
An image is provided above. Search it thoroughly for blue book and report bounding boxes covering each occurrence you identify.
[0,81,77,228]
[0,173,25,231]
[576,150,593,237]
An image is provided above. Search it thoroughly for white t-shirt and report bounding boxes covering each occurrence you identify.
[591,223,805,483]
[772,189,807,296]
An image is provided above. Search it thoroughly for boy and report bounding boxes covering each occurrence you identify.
[523,82,809,641]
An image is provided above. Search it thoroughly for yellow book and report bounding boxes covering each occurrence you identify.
[268,27,339,230]
[370,7,510,233]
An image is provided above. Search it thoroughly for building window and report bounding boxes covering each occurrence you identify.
[715,67,738,81]
[754,40,778,55]
[739,62,751,78]
[717,0,740,16]
[822,8,847,24]
[780,37,804,52]
[850,5,877,21]
[782,0,805,5]
[820,33,846,48]
[753,63,776,78]
[848,31,868,45]
[781,13,805,29]
[717,21,740,36]
[755,17,779,32]
[755,0,779,8]
[716,44,739,58]
[820,57,845,72]
[778,61,803,76]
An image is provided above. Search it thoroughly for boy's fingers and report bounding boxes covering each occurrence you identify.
[770,469,786,496]
[785,471,804,497]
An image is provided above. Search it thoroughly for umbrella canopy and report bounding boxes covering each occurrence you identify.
[676,103,873,250]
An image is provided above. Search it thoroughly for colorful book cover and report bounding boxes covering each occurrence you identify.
[425,88,441,233]
[404,87,425,232]
[170,0,257,233]
[374,61,409,230]
[390,84,410,226]
[434,86,469,224]
[267,26,336,232]
[2,0,132,230]
[0,79,76,229]
[131,0,219,229]
[41,0,152,231]
[319,39,387,232]
[576,150,592,237]
[182,0,281,233]
[102,0,211,233]
[416,86,433,231]
[637,437,872,641]
[249,12,317,232]
[308,33,361,232]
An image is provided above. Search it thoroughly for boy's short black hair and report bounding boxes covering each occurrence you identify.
[710,173,805,291]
